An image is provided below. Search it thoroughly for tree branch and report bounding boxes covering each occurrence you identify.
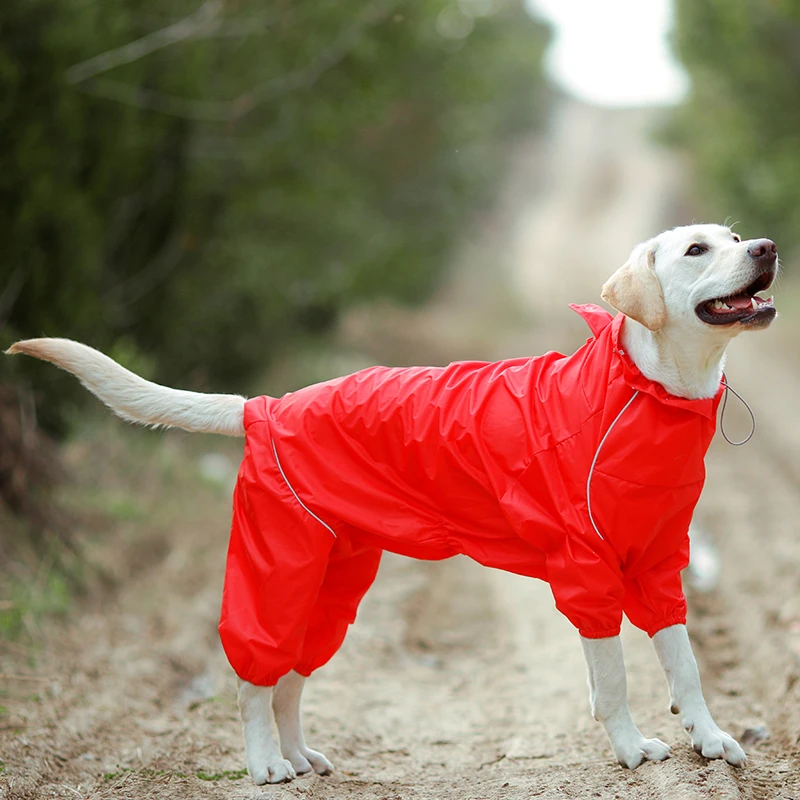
[71,0,396,122]
[65,0,224,85]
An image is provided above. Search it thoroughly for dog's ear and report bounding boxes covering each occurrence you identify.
[601,244,666,332]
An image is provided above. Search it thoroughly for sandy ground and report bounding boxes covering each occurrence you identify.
[3,100,800,799]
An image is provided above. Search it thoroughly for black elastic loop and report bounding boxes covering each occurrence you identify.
[719,381,755,446]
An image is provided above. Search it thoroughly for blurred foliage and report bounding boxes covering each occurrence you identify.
[0,0,550,436]
[672,0,800,249]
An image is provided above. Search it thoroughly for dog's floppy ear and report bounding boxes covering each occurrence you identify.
[601,243,666,332]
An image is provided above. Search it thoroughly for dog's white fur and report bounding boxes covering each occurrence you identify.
[4,338,246,437]
[6,224,776,781]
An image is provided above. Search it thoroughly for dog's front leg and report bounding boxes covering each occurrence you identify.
[238,680,296,784]
[652,624,746,765]
[581,635,671,768]
[273,671,334,775]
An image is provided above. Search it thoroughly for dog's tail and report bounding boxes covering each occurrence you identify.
[5,338,245,437]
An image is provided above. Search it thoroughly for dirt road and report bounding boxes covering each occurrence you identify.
[3,100,800,799]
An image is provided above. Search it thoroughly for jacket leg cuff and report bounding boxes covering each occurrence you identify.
[578,625,622,639]
[646,614,687,638]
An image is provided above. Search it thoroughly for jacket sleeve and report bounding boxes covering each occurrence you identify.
[621,534,690,637]
[545,534,625,639]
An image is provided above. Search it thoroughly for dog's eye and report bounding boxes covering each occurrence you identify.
[685,244,707,256]
[732,233,741,242]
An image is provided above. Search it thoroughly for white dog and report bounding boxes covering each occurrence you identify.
[6,224,776,781]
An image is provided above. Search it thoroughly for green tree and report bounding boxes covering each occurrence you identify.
[672,0,800,249]
[1,0,550,437]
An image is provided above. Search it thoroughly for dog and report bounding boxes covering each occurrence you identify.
[6,223,777,783]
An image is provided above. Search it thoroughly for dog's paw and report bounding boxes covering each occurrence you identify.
[248,757,297,784]
[614,735,671,769]
[687,721,746,766]
[285,746,334,776]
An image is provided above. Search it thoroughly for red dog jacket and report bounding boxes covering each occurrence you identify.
[219,305,723,686]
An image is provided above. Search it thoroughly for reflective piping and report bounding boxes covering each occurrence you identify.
[271,438,337,539]
[586,390,640,542]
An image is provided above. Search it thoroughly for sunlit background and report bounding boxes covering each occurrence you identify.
[526,0,689,106]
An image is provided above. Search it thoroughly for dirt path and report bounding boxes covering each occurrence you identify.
[3,99,800,800]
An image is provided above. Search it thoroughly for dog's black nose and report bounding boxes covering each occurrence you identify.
[747,239,778,261]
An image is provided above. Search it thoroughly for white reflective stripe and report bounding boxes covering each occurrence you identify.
[271,438,337,539]
[586,390,640,542]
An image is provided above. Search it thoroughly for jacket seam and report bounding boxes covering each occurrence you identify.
[514,407,604,477]
[591,466,703,489]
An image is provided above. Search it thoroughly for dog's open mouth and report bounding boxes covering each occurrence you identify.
[695,270,777,326]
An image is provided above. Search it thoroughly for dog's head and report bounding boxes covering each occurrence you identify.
[601,224,778,338]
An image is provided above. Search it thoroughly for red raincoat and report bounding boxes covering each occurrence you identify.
[219,305,723,686]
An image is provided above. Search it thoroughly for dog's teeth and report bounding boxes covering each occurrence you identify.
[751,297,758,309]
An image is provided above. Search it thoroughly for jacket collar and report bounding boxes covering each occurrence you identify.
[570,303,724,419]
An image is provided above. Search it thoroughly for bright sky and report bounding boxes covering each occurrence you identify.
[525,0,689,107]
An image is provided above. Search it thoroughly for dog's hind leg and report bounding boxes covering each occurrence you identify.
[238,680,296,784]
[273,671,334,775]
[271,540,382,776]
[581,635,672,769]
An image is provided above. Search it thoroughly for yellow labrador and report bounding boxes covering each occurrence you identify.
[6,224,776,779]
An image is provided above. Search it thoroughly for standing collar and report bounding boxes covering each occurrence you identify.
[570,303,724,419]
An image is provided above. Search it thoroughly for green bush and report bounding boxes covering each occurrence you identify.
[672,0,800,250]
[0,0,550,435]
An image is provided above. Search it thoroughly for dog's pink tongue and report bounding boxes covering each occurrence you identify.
[726,294,752,310]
